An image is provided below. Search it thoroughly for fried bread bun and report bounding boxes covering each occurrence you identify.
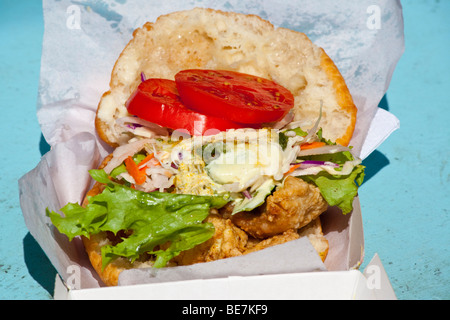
[95,8,356,147]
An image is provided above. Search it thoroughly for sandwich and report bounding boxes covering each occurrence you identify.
[47,8,364,286]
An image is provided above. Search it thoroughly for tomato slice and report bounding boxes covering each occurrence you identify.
[126,79,249,136]
[175,69,295,124]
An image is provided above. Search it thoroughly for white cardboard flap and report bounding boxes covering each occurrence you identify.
[54,264,395,300]
[363,254,397,300]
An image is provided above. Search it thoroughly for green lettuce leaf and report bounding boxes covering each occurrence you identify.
[279,127,308,150]
[300,165,365,215]
[47,169,229,269]
[299,150,354,165]
[231,179,275,215]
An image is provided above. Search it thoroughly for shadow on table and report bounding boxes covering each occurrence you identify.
[23,233,57,297]
[39,134,51,156]
[378,94,389,111]
[360,94,392,184]
[361,150,390,185]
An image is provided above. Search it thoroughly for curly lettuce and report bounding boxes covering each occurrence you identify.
[47,169,229,269]
[300,164,365,215]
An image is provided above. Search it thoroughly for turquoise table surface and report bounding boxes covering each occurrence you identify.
[1,0,448,300]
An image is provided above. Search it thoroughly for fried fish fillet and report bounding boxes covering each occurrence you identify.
[171,214,248,265]
[231,176,328,239]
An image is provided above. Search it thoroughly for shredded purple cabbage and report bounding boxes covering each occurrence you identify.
[242,190,252,199]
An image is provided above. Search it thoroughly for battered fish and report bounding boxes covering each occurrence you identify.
[231,176,328,238]
[172,214,248,265]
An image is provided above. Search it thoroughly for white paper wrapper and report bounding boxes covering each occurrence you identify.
[20,0,404,289]
[118,237,326,286]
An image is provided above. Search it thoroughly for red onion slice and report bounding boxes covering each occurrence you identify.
[116,116,169,137]
[296,144,353,157]
[242,190,252,199]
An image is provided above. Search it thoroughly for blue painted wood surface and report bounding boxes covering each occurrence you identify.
[0,0,448,299]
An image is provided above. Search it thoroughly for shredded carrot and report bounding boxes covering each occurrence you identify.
[285,164,302,175]
[300,141,326,150]
[124,156,147,185]
[140,153,163,168]
[150,159,161,167]
[138,153,154,167]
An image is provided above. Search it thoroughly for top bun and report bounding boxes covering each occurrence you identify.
[96,8,357,147]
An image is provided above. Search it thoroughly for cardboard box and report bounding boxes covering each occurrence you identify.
[53,254,396,300]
